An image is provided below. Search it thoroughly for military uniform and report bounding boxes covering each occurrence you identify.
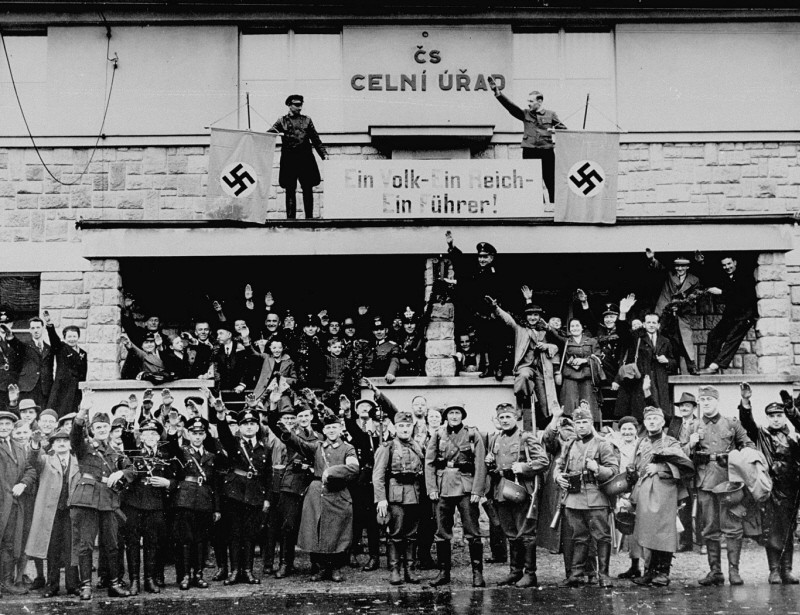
[216,410,272,585]
[373,413,425,585]
[487,421,550,587]
[739,400,800,584]
[364,339,400,380]
[554,409,619,587]
[684,386,754,586]
[267,410,323,578]
[424,403,487,587]
[167,416,220,590]
[69,412,135,599]
[122,421,175,594]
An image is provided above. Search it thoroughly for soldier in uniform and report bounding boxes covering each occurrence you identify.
[738,385,800,584]
[683,385,754,586]
[425,401,488,587]
[166,416,221,590]
[69,397,135,600]
[446,232,507,381]
[214,407,272,585]
[554,407,619,588]
[486,402,550,588]
[363,318,400,384]
[123,420,174,595]
[629,406,694,587]
[372,410,425,585]
[277,408,359,582]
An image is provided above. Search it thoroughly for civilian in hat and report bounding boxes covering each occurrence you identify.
[213,406,272,586]
[372,409,426,585]
[165,415,221,591]
[269,94,327,219]
[683,384,754,587]
[4,317,54,409]
[0,409,36,596]
[554,406,619,587]
[57,412,77,433]
[485,403,550,588]
[42,311,88,417]
[646,249,703,375]
[119,333,165,377]
[251,338,297,404]
[629,406,694,587]
[121,298,164,349]
[276,409,359,582]
[425,401,488,588]
[363,318,400,384]
[738,383,800,584]
[491,288,559,428]
[446,231,508,381]
[211,323,249,393]
[672,391,701,551]
[266,400,323,579]
[397,316,424,377]
[25,428,80,597]
[17,398,39,425]
[122,420,176,595]
[699,254,758,375]
[488,78,565,202]
[68,392,135,600]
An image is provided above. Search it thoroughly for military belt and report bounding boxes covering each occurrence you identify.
[233,468,258,479]
[183,476,205,485]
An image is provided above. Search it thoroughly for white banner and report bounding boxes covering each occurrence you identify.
[324,160,544,219]
[206,128,277,223]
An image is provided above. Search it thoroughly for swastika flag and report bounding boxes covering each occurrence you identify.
[554,130,619,224]
[206,128,277,223]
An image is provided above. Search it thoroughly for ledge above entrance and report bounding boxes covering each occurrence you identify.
[77,214,795,258]
[368,125,495,150]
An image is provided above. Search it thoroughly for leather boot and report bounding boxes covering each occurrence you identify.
[302,188,315,219]
[144,577,160,593]
[781,548,800,584]
[403,542,420,584]
[276,538,295,579]
[191,544,208,588]
[469,541,486,588]
[108,579,131,598]
[211,566,228,582]
[651,552,672,587]
[179,546,192,590]
[428,542,451,587]
[388,543,403,586]
[618,558,641,579]
[767,547,782,584]
[43,560,61,597]
[699,541,725,586]
[285,192,297,219]
[597,542,613,588]
[516,540,538,588]
[1,551,27,595]
[79,580,92,601]
[561,541,588,586]
[727,538,744,585]
[497,542,523,586]
[243,542,260,584]
[362,556,380,572]
[78,555,93,600]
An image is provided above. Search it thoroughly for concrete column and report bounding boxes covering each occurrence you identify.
[754,251,794,374]
[424,257,456,377]
[84,259,123,380]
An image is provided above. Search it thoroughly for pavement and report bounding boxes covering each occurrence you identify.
[1,540,799,615]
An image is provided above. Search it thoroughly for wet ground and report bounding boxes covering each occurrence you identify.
[1,542,799,615]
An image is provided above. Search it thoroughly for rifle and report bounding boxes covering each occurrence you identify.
[550,488,567,530]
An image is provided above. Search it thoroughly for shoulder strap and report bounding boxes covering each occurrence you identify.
[633,337,641,363]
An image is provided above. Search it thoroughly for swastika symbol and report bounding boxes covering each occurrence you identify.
[220,162,257,198]
[568,160,606,198]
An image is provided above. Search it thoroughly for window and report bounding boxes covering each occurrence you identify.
[0,275,41,330]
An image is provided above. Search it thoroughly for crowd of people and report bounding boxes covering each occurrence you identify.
[0,371,797,600]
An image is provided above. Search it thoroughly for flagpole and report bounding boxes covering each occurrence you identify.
[582,93,590,129]
[246,92,252,130]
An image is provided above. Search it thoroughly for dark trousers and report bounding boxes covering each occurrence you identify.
[705,313,755,369]
[174,508,212,577]
[0,503,21,582]
[226,499,261,572]
[523,147,556,203]
[46,507,79,592]
[70,507,120,583]
[678,490,701,549]
[475,316,508,374]
[211,507,229,569]
[351,484,380,556]
[565,508,610,576]
[284,189,314,219]
[697,489,743,541]
[496,500,537,541]
[124,507,166,581]
[387,503,420,544]
[275,492,303,544]
[416,494,436,562]
[435,495,482,543]
[764,496,798,551]
[262,491,281,568]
